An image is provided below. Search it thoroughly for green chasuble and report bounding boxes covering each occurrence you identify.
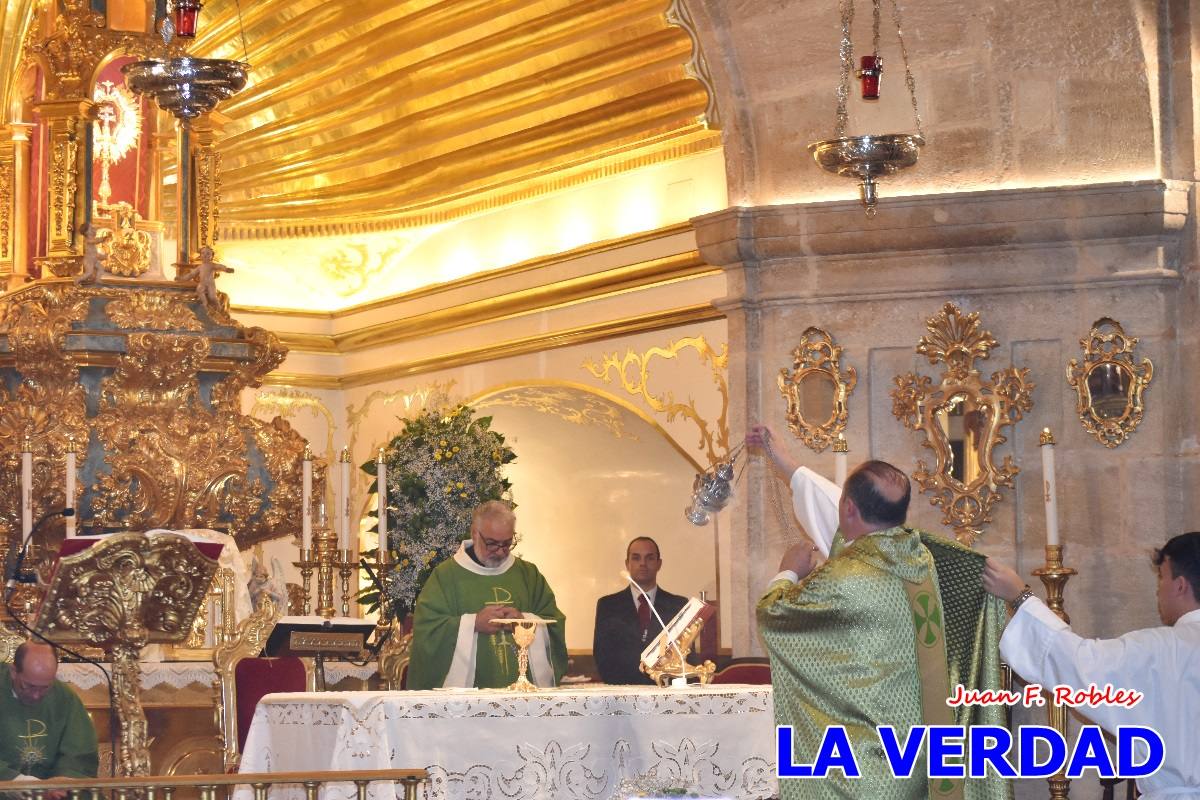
[408,541,568,690]
[757,526,1010,800]
[0,669,98,780]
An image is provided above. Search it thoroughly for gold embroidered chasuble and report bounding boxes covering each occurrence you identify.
[757,526,1011,800]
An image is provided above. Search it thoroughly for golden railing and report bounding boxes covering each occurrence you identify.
[0,769,428,800]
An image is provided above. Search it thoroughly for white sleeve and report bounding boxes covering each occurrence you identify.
[1000,598,1159,733]
[440,614,479,687]
[789,466,839,556]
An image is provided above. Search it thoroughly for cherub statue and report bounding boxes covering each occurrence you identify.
[75,222,108,284]
[178,246,235,312]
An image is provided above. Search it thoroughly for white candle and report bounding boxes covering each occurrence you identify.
[339,447,351,551]
[834,433,849,487]
[1040,428,1060,547]
[21,436,32,540]
[301,446,312,551]
[65,439,77,539]
[376,448,388,564]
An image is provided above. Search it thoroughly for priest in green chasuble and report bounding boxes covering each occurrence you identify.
[748,427,1009,800]
[408,501,567,690]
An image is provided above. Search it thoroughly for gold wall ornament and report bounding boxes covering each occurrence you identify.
[891,303,1035,545]
[1066,318,1154,448]
[583,335,730,466]
[104,288,202,330]
[778,327,857,453]
[319,238,415,297]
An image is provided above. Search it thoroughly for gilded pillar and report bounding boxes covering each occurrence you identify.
[176,112,224,269]
[0,131,14,283]
[10,123,33,288]
[33,99,94,278]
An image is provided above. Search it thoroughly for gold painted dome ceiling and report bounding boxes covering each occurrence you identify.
[190,0,719,235]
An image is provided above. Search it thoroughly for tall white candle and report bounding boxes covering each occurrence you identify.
[834,433,849,487]
[21,435,32,540]
[1040,428,1060,547]
[339,447,351,551]
[301,446,312,551]
[65,438,77,539]
[376,448,388,564]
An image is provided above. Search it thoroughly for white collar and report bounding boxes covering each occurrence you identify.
[452,540,514,576]
[1175,607,1200,627]
[630,585,657,605]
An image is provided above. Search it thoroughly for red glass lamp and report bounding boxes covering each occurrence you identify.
[173,0,203,38]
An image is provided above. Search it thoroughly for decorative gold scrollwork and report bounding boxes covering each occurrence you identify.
[891,303,1035,545]
[583,336,730,466]
[1066,318,1154,448]
[777,327,856,452]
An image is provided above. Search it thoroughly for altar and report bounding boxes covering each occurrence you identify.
[238,684,777,800]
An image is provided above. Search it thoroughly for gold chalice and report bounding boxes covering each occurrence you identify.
[494,617,555,692]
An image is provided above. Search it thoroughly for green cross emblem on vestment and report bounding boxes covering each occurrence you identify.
[912,591,943,647]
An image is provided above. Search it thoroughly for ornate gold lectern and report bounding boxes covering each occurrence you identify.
[34,532,220,777]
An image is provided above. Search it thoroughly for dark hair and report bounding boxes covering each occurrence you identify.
[626,536,660,560]
[12,641,54,673]
[844,460,911,529]
[1153,532,1200,603]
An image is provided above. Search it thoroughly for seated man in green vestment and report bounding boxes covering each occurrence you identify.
[748,425,1010,800]
[1,641,98,796]
[408,501,568,690]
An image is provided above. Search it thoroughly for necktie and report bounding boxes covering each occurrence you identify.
[638,595,651,642]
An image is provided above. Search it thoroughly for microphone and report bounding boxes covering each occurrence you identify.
[4,507,74,601]
[621,569,689,688]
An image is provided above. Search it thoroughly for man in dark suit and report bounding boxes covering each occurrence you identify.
[593,537,688,684]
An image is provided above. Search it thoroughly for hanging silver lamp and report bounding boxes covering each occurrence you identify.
[809,0,925,216]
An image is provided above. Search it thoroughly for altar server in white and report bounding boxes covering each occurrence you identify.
[984,532,1200,800]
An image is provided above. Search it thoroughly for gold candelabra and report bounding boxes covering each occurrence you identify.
[1032,544,1077,800]
[293,524,355,618]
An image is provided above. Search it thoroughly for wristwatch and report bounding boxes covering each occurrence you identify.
[1010,585,1035,612]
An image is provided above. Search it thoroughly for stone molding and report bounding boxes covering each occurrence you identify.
[694,180,1190,306]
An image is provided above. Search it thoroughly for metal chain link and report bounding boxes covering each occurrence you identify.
[872,0,882,57]
[835,0,855,139]
[888,0,924,137]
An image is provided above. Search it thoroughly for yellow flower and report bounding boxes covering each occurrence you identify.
[433,452,442,461]
[439,439,448,447]
[444,486,453,494]
[455,482,464,489]
[459,492,468,498]
[452,446,460,453]
[401,559,410,567]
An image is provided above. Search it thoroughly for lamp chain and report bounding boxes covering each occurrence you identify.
[871,0,882,58]
[759,436,800,538]
[835,0,855,138]
[888,0,923,136]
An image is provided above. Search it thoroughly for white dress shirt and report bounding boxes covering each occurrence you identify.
[1001,601,1200,799]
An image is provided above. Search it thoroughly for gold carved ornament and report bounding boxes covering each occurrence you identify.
[891,303,1035,545]
[583,336,730,466]
[1066,318,1154,448]
[778,327,857,453]
[33,532,220,777]
[212,595,284,771]
[95,202,154,277]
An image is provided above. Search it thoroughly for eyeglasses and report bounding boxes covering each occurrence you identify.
[479,533,520,552]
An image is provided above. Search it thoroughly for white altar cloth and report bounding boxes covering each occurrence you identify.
[237,684,777,800]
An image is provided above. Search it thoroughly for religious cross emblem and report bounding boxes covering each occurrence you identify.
[18,718,48,770]
[911,591,943,648]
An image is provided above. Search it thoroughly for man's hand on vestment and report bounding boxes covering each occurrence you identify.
[474,604,523,633]
[982,558,1026,603]
[778,540,822,580]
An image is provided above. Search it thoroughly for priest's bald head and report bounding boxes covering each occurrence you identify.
[838,460,912,541]
[10,641,58,706]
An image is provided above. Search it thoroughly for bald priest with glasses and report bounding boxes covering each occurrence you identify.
[408,501,568,690]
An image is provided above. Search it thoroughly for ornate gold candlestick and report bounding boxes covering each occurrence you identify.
[338,549,356,617]
[1032,544,1077,800]
[305,523,339,618]
[294,549,316,615]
